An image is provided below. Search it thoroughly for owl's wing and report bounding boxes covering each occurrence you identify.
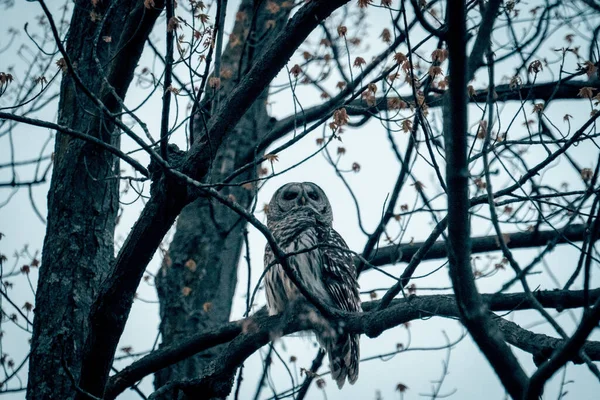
[321,228,361,313]
[320,228,361,387]
[263,243,284,316]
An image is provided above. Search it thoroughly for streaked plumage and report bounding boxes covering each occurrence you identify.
[264,182,361,388]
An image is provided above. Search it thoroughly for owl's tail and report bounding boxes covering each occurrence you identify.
[324,333,360,389]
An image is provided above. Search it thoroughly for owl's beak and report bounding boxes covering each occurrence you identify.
[300,195,306,205]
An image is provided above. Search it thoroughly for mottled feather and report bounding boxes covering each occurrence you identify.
[264,182,361,388]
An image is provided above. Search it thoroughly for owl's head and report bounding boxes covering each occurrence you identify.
[266,182,333,226]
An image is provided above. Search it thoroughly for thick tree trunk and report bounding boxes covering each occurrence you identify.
[27,1,162,399]
[154,0,290,395]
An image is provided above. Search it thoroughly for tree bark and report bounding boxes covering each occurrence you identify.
[153,1,290,395]
[27,1,163,399]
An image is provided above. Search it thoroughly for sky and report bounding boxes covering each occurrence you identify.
[1,0,600,399]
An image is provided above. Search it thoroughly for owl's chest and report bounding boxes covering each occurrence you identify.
[265,228,331,313]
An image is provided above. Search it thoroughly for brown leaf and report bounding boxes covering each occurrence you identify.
[0,73,13,84]
[208,77,221,89]
[428,65,443,77]
[333,108,349,126]
[581,168,593,181]
[90,10,102,22]
[266,1,280,13]
[380,28,391,43]
[353,57,366,68]
[264,153,279,163]
[581,60,597,78]
[564,33,575,44]
[528,60,543,74]
[56,58,67,72]
[467,85,476,97]
[394,52,407,64]
[290,64,302,78]
[532,103,544,114]
[387,97,407,110]
[185,259,197,272]
[477,120,487,139]
[407,284,417,295]
[578,87,596,99]
[431,48,448,62]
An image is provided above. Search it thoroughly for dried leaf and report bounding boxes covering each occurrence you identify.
[578,87,596,99]
[394,52,407,64]
[290,64,302,77]
[380,28,391,43]
[185,259,197,272]
[353,57,366,68]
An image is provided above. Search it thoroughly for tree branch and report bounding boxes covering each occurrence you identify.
[527,295,600,398]
[467,0,503,81]
[444,1,528,397]
[365,222,589,271]
[266,79,593,152]
[106,288,600,398]
[0,111,149,177]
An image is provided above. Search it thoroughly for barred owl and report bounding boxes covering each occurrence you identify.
[264,182,361,388]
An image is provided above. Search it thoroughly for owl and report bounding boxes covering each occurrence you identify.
[264,182,361,388]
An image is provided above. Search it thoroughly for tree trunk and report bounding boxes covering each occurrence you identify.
[27,1,162,399]
[154,0,290,395]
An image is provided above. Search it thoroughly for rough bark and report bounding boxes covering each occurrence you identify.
[27,1,163,399]
[153,0,290,395]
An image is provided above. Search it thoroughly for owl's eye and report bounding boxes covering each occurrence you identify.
[307,191,319,201]
[282,190,298,201]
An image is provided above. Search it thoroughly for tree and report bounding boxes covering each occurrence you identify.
[0,0,599,399]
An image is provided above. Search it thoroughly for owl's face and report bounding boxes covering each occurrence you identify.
[267,182,333,226]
